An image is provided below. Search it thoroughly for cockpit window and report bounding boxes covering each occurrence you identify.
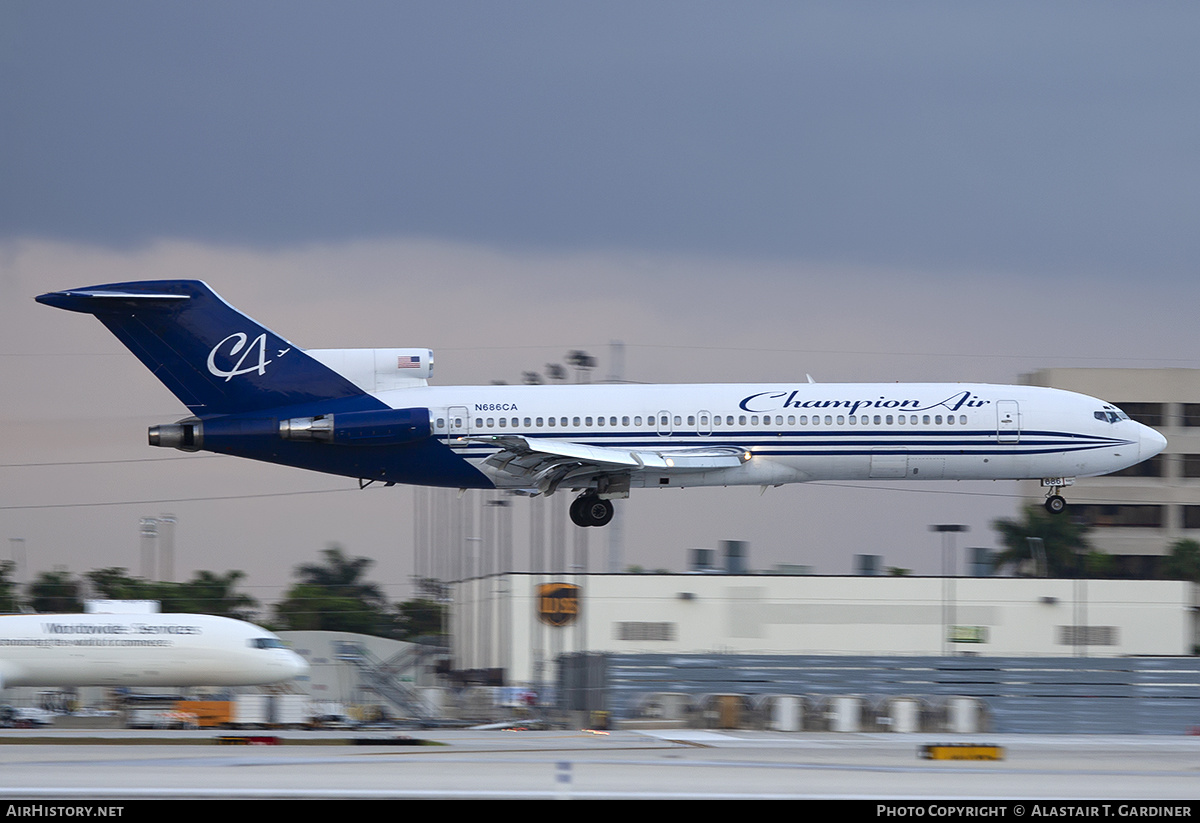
[250,637,286,650]
[1095,409,1129,424]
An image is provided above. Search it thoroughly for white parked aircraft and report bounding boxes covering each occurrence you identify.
[0,613,307,689]
[37,281,1167,527]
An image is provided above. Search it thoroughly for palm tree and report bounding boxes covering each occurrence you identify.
[1162,539,1200,583]
[992,504,1094,577]
[294,545,386,606]
[275,545,392,635]
[28,570,83,613]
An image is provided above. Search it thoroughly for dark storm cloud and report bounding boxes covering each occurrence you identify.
[3,2,1199,277]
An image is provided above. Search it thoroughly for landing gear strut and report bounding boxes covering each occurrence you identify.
[1041,478,1074,515]
[570,494,614,528]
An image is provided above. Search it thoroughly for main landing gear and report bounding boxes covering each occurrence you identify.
[570,494,614,528]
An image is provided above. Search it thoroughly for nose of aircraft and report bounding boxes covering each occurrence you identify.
[284,650,309,679]
[1139,424,1168,460]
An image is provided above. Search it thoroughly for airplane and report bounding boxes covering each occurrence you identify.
[36,280,1167,527]
[0,612,307,689]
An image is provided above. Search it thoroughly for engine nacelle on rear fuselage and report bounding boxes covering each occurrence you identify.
[150,408,432,451]
[279,408,432,446]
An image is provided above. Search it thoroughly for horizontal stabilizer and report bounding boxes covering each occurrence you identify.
[35,289,190,310]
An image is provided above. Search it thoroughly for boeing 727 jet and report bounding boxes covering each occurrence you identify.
[37,281,1167,527]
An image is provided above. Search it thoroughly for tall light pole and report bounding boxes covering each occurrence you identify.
[931,524,968,655]
[8,538,25,586]
[158,514,176,583]
[139,518,158,580]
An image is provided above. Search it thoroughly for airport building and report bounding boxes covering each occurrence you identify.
[447,572,1200,733]
[1020,368,1200,575]
[450,573,1196,686]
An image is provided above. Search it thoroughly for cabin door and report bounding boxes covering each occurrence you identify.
[447,405,470,448]
[996,400,1020,444]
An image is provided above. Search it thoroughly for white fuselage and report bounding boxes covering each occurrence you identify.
[35,281,1168,519]
[0,613,308,689]
[383,382,1165,491]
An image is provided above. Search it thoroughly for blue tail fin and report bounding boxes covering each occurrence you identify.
[36,280,368,416]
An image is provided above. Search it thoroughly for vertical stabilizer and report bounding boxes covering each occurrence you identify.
[36,280,368,416]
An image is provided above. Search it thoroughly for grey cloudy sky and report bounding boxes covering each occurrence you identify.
[2,2,1199,608]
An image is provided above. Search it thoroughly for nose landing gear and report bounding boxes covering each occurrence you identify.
[570,494,614,527]
[1041,478,1074,515]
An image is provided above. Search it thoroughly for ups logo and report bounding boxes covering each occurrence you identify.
[537,583,580,627]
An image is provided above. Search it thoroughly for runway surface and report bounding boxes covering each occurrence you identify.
[0,728,1198,799]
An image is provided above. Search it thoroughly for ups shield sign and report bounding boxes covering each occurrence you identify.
[538,583,580,627]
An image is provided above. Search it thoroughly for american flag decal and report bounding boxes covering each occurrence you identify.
[397,355,420,369]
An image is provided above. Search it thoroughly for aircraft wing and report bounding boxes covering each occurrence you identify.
[465,435,748,495]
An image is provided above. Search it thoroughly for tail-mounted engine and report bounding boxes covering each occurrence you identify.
[279,408,431,445]
[150,408,432,451]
